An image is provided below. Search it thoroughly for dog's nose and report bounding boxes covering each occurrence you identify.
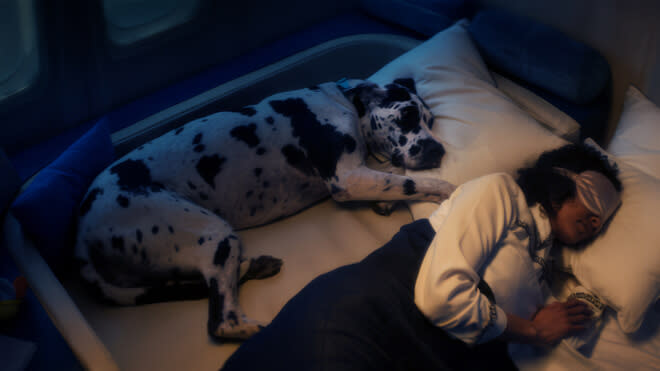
[416,140,445,169]
[424,141,445,158]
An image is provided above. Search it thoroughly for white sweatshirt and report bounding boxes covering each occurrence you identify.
[415,173,553,345]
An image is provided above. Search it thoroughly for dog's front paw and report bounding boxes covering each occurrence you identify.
[370,201,400,216]
[427,193,452,204]
[209,316,265,342]
[239,255,283,285]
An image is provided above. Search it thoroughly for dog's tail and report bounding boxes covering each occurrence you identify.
[78,258,209,305]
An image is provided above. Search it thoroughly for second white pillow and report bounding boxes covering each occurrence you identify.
[368,19,568,218]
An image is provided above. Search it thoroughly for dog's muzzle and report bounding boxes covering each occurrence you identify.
[412,139,445,170]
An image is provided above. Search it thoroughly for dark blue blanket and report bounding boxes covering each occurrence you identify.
[222,219,517,371]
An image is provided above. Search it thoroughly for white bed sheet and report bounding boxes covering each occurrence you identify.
[589,305,660,370]
[512,306,660,371]
[62,199,414,371]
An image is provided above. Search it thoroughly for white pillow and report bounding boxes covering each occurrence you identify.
[368,20,567,218]
[560,138,660,333]
[607,86,660,178]
[491,72,581,143]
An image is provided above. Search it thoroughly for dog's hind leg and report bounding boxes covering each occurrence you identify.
[201,234,280,341]
[169,208,282,341]
[151,207,281,341]
[77,189,281,340]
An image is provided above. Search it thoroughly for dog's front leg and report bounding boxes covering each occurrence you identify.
[363,157,407,215]
[329,167,456,204]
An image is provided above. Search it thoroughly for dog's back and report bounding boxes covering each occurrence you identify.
[79,82,364,234]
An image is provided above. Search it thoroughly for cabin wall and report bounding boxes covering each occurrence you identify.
[0,0,359,155]
[474,0,660,144]
[3,0,657,158]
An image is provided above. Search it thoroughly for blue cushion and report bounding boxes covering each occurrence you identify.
[468,9,610,104]
[524,76,612,144]
[359,0,473,36]
[11,119,115,269]
[408,0,474,19]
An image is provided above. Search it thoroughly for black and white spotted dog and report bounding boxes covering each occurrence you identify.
[75,78,456,341]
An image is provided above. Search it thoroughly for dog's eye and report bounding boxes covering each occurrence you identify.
[384,85,411,103]
[395,106,420,133]
[352,96,366,117]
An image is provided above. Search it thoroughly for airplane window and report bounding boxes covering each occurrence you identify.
[0,0,40,101]
[102,0,203,46]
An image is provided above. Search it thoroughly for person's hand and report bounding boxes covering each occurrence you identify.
[531,299,593,346]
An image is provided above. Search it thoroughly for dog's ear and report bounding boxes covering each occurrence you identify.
[345,81,383,118]
[392,78,417,94]
[352,95,366,118]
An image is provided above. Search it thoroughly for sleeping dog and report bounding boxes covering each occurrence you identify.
[74,78,456,341]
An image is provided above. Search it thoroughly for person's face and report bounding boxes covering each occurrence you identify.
[549,197,602,245]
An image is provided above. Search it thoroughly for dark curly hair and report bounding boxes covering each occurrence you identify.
[516,143,622,217]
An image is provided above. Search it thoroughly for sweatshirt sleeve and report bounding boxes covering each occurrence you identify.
[414,173,526,345]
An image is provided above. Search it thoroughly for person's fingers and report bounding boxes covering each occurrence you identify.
[564,298,585,308]
[569,313,593,324]
[569,323,587,333]
[566,303,593,316]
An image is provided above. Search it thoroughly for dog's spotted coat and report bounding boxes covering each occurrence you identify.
[75,78,456,341]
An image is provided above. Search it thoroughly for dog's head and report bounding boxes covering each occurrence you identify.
[344,78,445,170]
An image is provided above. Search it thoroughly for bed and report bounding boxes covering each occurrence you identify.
[2,8,660,371]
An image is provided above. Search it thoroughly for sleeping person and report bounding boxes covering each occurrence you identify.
[221,143,622,371]
[415,143,622,349]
